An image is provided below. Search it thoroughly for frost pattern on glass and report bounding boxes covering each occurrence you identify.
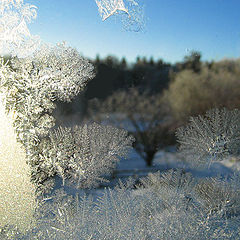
[48,122,134,189]
[95,0,145,31]
[0,94,36,233]
[176,108,240,167]
[12,42,95,102]
[8,170,240,239]
[195,174,240,219]
[95,0,129,21]
[0,44,96,194]
[0,0,40,57]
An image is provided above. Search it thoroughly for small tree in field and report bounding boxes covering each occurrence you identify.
[88,88,174,166]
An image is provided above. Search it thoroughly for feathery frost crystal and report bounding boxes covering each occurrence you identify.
[12,43,95,102]
[176,108,240,167]
[0,95,36,233]
[0,0,40,57]
[0,43,96,194]
[96,0,129,21]
[95,0,145,31]
[10,169,240,239]
[47,122,135,188]
[1,1,240,239]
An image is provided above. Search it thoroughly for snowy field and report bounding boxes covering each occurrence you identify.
[73,147,240,203]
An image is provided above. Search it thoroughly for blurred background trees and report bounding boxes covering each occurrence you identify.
[164,58,240,124]
[87,88,175,166]
[48,51,240,165]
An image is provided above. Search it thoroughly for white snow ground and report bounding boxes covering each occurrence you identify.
[96,147,236,190]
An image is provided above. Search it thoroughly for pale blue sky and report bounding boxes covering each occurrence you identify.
[28,0,240,63]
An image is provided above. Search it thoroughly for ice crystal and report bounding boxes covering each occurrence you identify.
[95,0,145,31]
[176,108,240,167]
[132,169,240,239]
[0,96,37,233]
[0,0,40,57]
[12,42,95,102]
[47,122,135,189]
[25,181,145,240]
[0,44,96,194]
[13,169,240,239]
[196,173,240,219]
[1,1,239,239]
[96,0,129,21]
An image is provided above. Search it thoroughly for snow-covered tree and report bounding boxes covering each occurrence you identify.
[88,88,173,166]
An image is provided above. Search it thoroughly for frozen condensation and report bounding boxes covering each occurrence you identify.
[176,108,240,167]
[0,0,40,57]
[95,0,129,21]
[95,0,145,31]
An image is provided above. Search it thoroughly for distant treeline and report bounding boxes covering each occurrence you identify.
[85,51,203,100]
[4,51,239,127]
[56,50,223,119]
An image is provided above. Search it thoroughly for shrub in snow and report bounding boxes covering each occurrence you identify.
[88,88,174,166]
[164,60,240,123]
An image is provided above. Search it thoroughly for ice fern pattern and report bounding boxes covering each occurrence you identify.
[0,43,96,194]
[95,0,145,31]
[195,173,240,219]
[95,0,130,21]
[6,169,240,239]
[47,123,135,189]
[0,0,40,57]
[176,108,240,167]
[1,1,240,239]
[11,42,95,102]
